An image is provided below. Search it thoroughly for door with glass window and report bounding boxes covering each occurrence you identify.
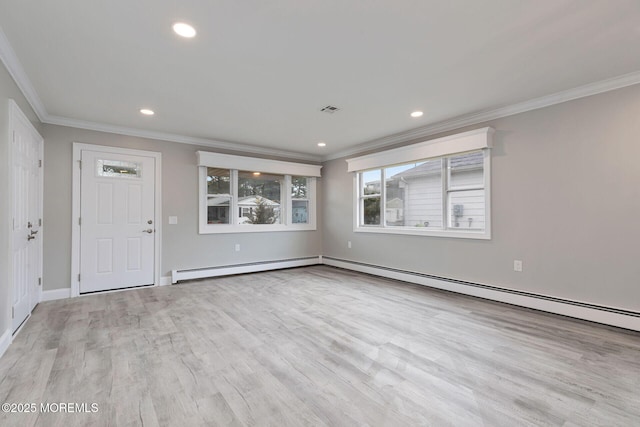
[79,150,156,293]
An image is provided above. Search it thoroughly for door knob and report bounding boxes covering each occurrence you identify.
[27,234,36,241]
[143,229,154,233]
[30,229,38,235]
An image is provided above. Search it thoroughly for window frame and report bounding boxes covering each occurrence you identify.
[236,170,284,225]
[445,155,486,230]
[291,176,312,225]
[204,167,232,225]
[198,152,320,234]
[349,128,493,240]
[359,169,382,227]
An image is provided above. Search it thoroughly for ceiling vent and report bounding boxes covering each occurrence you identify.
[320,105,340,114]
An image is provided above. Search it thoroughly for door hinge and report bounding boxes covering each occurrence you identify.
[12,130,15,142]
[38,159,42,168]
[78,274,81,282]
[78,217,81,226]
[12,306,14,319]
[78,160,82,169]
[38,277,42,286]
[39,218,42,227]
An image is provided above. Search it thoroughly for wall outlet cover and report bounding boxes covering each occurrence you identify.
[514,260,523,272]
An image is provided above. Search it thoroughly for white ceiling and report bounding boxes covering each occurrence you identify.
[1,1,640,161]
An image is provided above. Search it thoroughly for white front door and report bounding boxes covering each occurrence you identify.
[11,102,43,333]
[79,150,156,293]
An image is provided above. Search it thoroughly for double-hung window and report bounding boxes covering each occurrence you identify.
[198,152,321,233]
[206,168,232,224]
[291,177,311,224]
[348,127,493,239]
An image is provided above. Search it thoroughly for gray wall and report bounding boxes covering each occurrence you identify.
[3,54,640,331]
[42,125,323,291]
[322,84,640,312]
[0,61,41,336]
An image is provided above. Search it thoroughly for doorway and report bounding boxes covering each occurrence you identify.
[72,144,161,295]
[9,100,43,333]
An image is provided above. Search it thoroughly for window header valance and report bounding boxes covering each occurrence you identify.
[197,151,322,177]
[346,127,494,172]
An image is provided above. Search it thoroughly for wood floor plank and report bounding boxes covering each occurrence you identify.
[0,265,639,426]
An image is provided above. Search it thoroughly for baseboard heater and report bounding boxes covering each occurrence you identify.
[171,256,322,284]
[322,256,640,332]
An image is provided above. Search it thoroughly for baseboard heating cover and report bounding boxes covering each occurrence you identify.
[322,257,640,332]
[172,256,322,284]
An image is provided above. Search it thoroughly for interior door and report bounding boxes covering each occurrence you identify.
[11,106,42,332]
[27,135,42,312]
[79,150,156,293]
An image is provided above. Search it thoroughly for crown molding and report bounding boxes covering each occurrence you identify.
[44,115,322,162]
[0,25,47,121]
[0,24,320,163]
[323,70,640,161]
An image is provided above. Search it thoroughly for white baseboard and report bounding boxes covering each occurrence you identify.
[322,257,640,332]
[159,276,172,286]
[0,328,11,359]
[172,256,322,283]
[41,288,71,302]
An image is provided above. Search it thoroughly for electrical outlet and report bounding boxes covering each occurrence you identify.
[235,244,240,252]
[348,241,352,249]
[168,216,178,225]
[514,260,523,272]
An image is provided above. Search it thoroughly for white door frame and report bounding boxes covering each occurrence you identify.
[30,118,43,311]
[8,99,43,330]
[71,143,162,297]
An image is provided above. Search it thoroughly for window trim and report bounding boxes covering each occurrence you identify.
[346,127,493,172]
[199,164,318,234]
[350,129,492,240]
[198,151,321,177]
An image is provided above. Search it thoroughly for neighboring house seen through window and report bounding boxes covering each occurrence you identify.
[347,128,493,239]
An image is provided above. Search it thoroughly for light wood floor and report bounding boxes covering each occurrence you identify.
[1,266,639,426]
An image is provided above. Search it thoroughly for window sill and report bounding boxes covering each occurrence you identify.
[199,224,317,234]
[354,226,490,240]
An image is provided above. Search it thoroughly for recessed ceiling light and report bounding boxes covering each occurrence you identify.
[317,142,327,147]
[410,111,424,118]
[253,172,261,176]
[140,109,155,116]
[173,22,196,38]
